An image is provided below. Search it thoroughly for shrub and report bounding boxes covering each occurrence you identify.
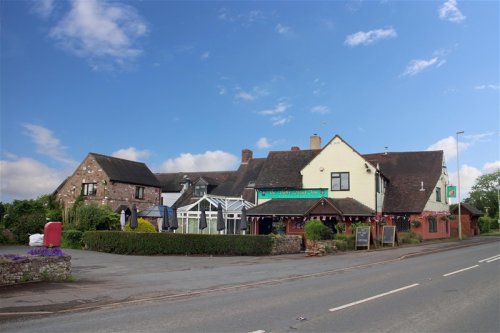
[82,231,274,256]
[399,232,422,244]
[304,219,333,241]
[74,204,120,231]
[124,218,156,233]
[61,230,84,249]
[479,216,492,233]
[334,234,355,250]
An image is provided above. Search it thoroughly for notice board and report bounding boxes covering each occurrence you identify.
[382,225,397,247]
[355,226,371,250]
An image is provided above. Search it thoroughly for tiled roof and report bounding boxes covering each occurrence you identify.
[156,158,266,205]
[363,151,444,214]
[90,153,161,187]
[322,197,375,216]
[155,171,235,192]
[255,150,320,188]
[450,202,483,216]
[246,197,375,216]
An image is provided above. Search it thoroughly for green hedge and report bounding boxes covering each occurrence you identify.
[82,231,274,256]
[61,230,84,249]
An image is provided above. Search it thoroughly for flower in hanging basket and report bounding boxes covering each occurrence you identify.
[426,215,436,223]
[411,220,421,228]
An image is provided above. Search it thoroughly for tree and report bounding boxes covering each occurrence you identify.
[465,170,500,219]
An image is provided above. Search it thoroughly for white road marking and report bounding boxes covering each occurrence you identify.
[486,256,500,263]
[443,265,479,277]
[248,330,266,333]
[479,254,500,263]
[329,283,420,312]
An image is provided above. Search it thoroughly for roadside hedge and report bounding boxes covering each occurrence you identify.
[82,231,274,256]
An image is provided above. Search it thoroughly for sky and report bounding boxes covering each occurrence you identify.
[1,0,499,203]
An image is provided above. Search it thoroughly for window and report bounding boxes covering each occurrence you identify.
[82,183,97,196]
[436,187,442,202]
[331,172,350,191]
[135,186,145,199]
[194,184,207,197]
[429,219,437,233]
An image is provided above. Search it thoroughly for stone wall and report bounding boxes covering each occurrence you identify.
[305,240,337,256]
[271,235,302,255]
[56,154,160,215]
[0,256,72,285]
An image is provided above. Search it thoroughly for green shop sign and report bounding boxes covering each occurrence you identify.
[257,188,327,199]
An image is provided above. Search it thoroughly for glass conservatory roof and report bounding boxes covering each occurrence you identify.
[177,194,254,213]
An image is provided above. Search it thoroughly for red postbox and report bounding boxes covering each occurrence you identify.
[44,222,62,247]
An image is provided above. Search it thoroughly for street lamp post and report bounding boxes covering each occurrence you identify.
[456,131,464,240]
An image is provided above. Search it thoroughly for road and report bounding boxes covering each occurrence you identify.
[1,241,499,333]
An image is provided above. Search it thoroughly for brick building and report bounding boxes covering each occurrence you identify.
[55,153,161,220]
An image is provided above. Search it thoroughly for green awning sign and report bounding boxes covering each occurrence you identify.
[447,186,457,198]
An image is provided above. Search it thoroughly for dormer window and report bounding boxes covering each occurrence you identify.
[194,179,208,197]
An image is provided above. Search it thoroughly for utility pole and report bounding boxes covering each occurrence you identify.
[456,131,464,240]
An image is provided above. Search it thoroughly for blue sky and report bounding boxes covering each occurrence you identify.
[1,0,499,202]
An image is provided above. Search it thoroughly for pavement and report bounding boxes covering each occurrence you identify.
[1,236,499,320]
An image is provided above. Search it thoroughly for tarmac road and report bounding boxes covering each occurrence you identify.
[0,236,498,321]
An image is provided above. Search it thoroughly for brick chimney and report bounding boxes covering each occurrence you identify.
[291,146,300,151]
[241,149,253,164]
[310,134,321,150]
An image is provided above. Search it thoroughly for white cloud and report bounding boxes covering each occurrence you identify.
[400,57,440,77]
[256,137,272,149]
[235,91,257,101]
[275,23,292,35]
[439,0,466,23]
[310,105,331,114]
[200,51,210,61]
[160,151,238,172]
[427,132,495,162]
[271,115,292,126]
[49,0,148,70]
[427,136,469,161]
[0,156,68,202]
[234,86,269,102]
[32,0,55,19]
[448,164,482,200]
[344,27,397,47]
[258,101,290,115]
[475,84,500,90]
[217,85,227,95]
[22,123,77,166]
[112,147,150,162]
[217,8,265,26]
[483,161,500,174]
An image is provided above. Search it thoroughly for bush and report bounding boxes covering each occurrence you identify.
[82,231,274,256]
[479,216,492,233]
[61,230,84,249]
[305,219,333,241]
[124,218,156,233]
[334,234,355,250]
[73,204,120,231]
[399,232,422,244]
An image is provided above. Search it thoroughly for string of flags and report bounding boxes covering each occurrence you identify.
[248,211,451,224]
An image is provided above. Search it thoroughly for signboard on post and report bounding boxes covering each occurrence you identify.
[355,226,371,250]
[382,225,397,247]
[447,185,457,198]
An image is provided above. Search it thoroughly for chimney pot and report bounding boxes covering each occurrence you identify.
[241,149,253,164]
[291,146,300,151]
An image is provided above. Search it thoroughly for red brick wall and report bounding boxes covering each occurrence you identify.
[450,215,478,237]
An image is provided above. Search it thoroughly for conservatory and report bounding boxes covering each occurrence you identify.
[176,195,254,235]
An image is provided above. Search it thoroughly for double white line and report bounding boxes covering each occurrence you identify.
[478,254,500,263]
